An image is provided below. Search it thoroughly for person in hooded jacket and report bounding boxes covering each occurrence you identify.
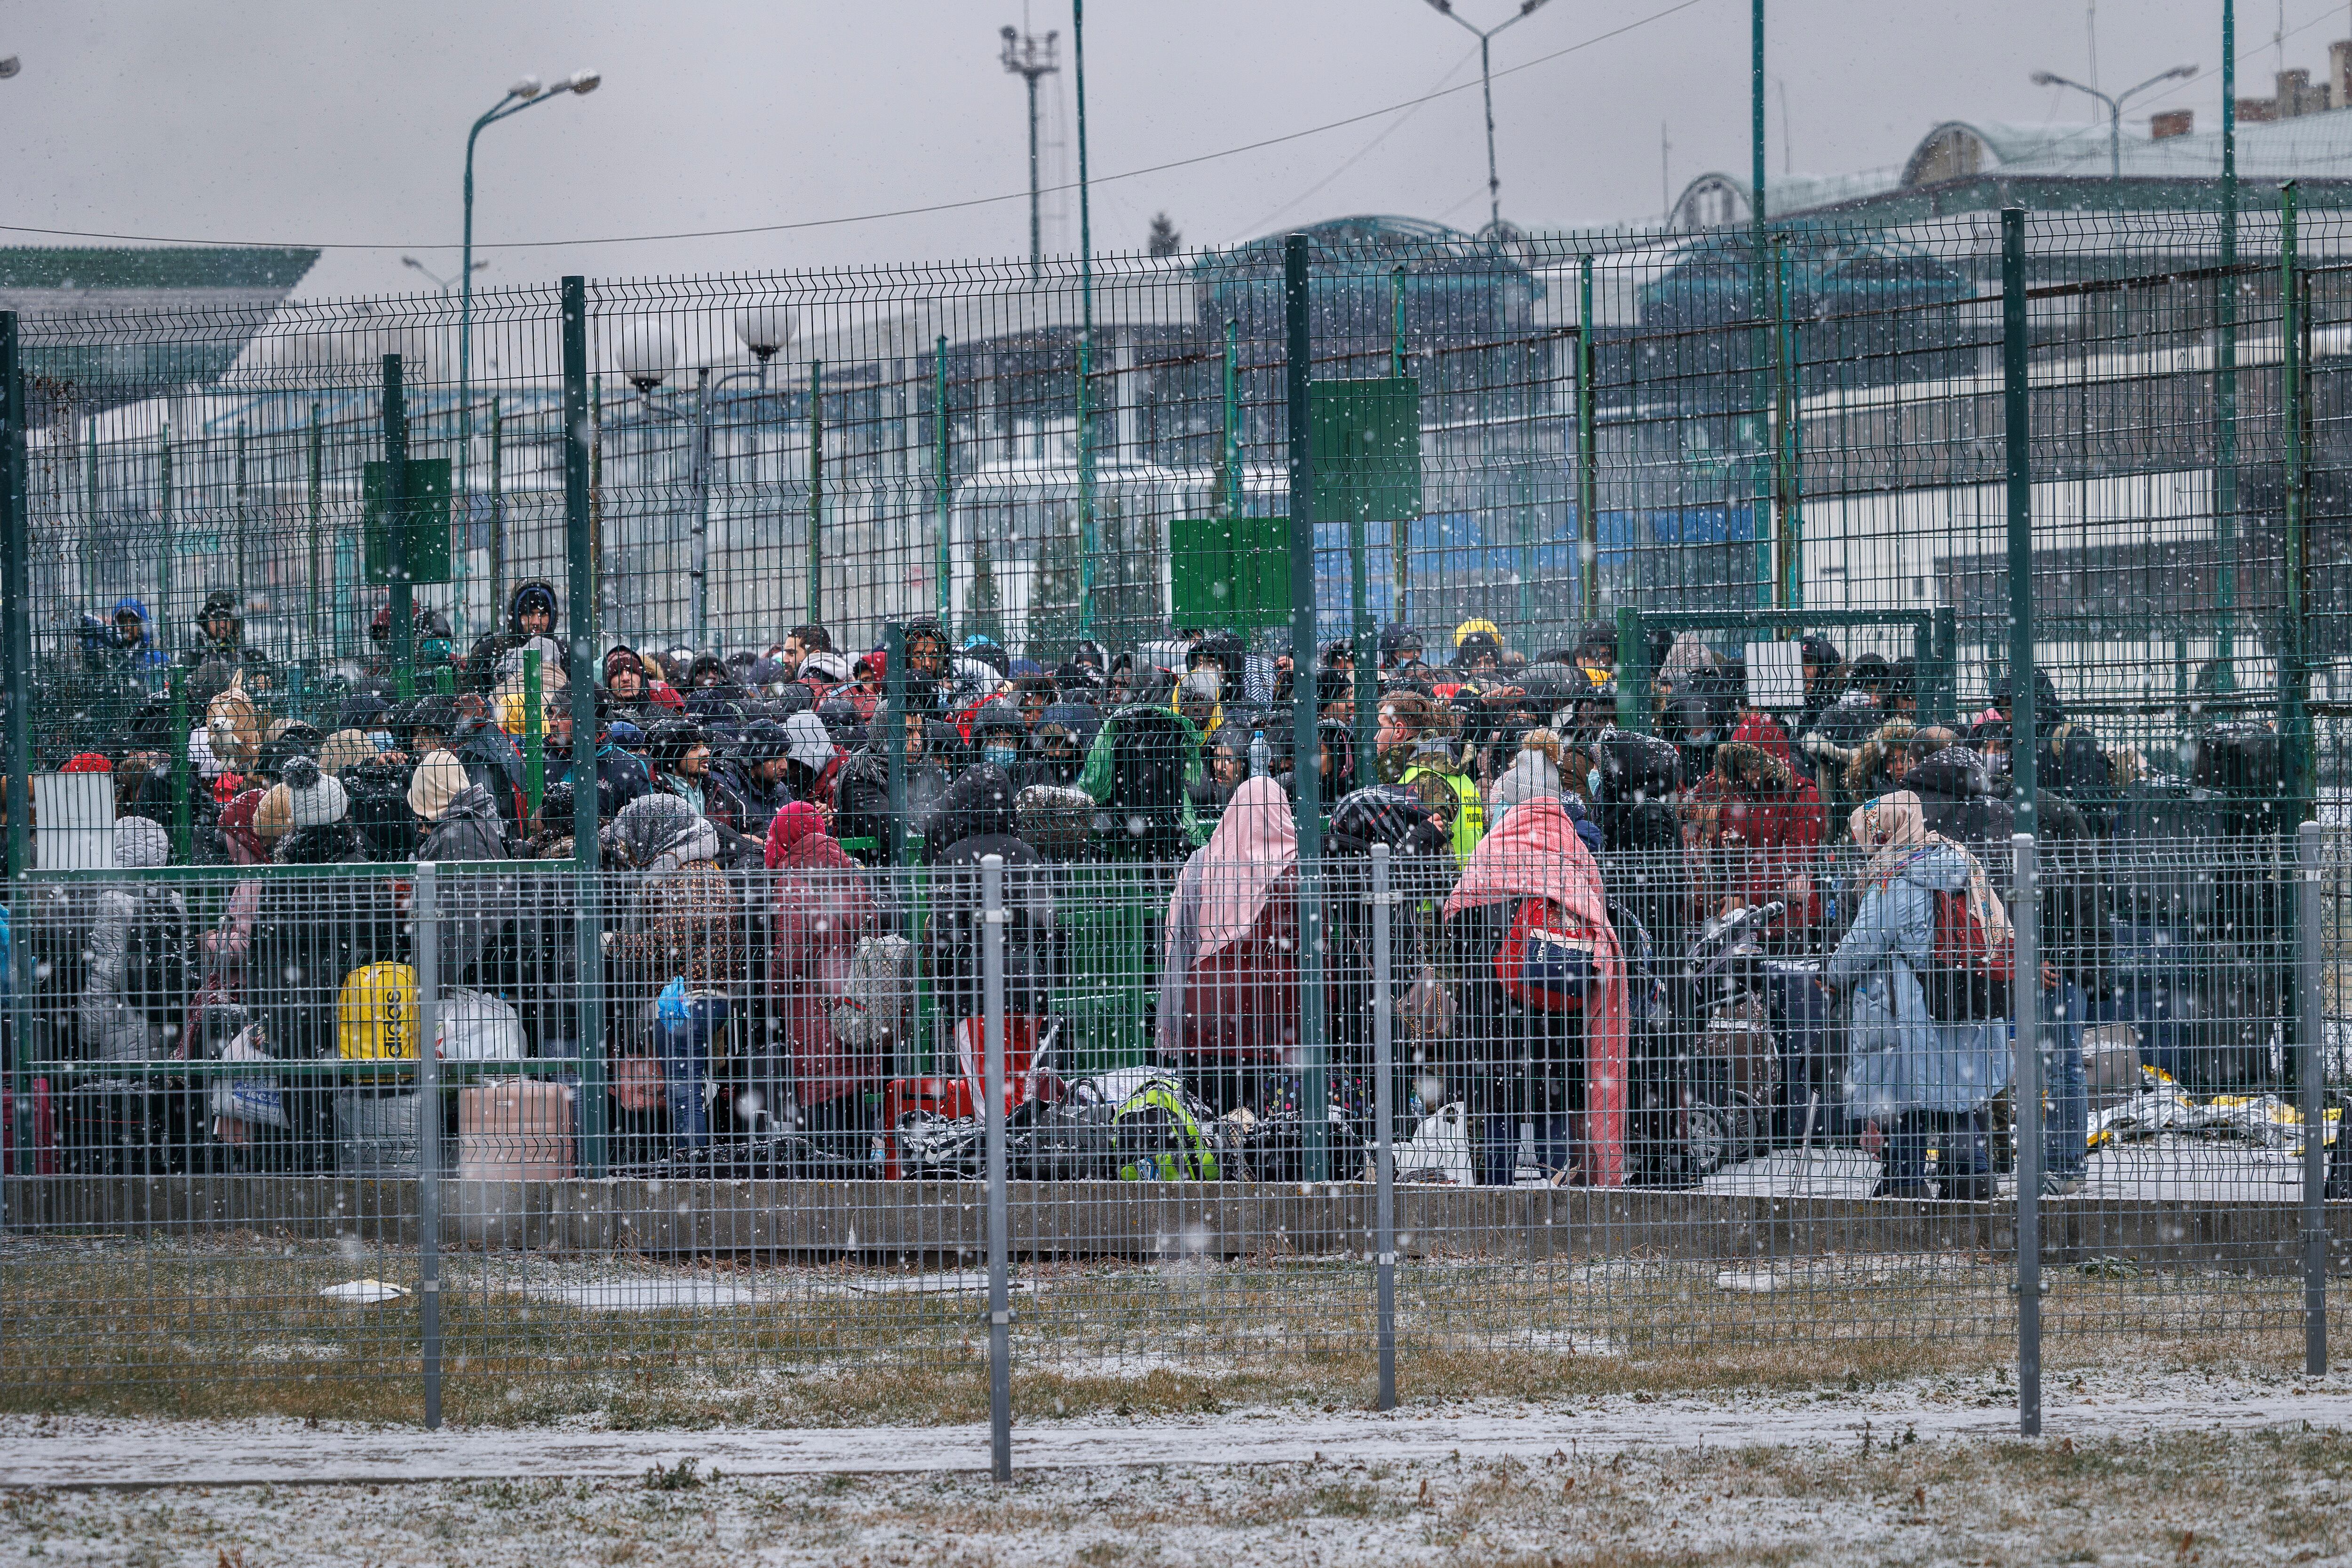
[645,717,746,833]
[247,766,398,1078]
[180,590,277,692]
[919,757,1020,863]
[546,695,652,821]
[601,645,660,724]
[1684,713,1824,937]
[465,580,569,693]
[407,750,518,994]
[763,801,882,1148]
[1025,703,1097,789]
[720,718,795,839]
[831,707,952,861]
[1828,791,2013,1200]
[604,793,744,1154]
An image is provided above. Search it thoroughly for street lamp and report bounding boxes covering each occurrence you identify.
[401,255,489,296]
[2030,64,2197,180]
[1420,0,1553,236]
[458,67,600,533]
[616,315,794,648]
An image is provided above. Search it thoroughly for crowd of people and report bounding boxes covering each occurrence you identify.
[17,582,2305,1194]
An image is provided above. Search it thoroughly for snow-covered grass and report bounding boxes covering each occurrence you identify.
[7,1410,2351,1565]
[3,1226,2334,1431]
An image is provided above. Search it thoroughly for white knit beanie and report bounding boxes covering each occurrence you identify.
[281,756,349,828]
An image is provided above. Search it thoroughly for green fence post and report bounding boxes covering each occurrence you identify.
[1077,335,1096,634]
[807,358,823,628]
[1284,232,1327,1184]
[489,394,504,638]
[1614,605,1648,735]
[233,421,248,610]
[157,422,172,653]
[2002,208,2035,836]
[81,416,97,615]
[1222,318,1242,522]
[935,336,952,625]
[1578,256,1600,620]
[1774,238,1804,610]
[1,310,24,1178]
[168,667,190,865]
[383,354,415,698]
[2,311,26,886]
[562,276,607,1177]
[884,622,907,868]
[306,403,323,661]
[523,647,543,820]
[2280,180,2310,818]
[2217,0,2239,692]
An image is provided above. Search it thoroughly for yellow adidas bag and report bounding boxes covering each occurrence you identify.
[338,963,418,1060]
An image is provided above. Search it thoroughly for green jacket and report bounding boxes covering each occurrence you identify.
[1080,708,1209,847]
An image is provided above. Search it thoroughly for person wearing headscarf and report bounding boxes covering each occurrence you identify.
[1156,776,1301,1114]
[1441,795,1629,1188]
[1828,790,2013,1201]
[605,793,744,1153]
[763,800,882,1141]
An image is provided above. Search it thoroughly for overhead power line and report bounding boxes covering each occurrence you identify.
[0,0,1713,254]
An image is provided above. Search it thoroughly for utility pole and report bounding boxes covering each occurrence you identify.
[1420,0,1553,236]
[1000,25,1061,281]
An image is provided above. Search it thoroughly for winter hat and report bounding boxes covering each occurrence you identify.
[114,815,170,869]
[1487,747,1562,817]
[281,756,349,829]
[406,750,469,822]
[60,752,112,774]
[252,783,293,843]
[782,710,836,770]
[317,729,377,780]
[800,650,851,685]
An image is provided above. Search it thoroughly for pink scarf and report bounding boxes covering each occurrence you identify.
[1196,776,1298,959]
[1443,796,1629,1187]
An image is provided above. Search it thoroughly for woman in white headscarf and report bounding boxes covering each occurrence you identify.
[1828,790,2013,1200]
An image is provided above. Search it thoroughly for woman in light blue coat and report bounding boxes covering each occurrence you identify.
[1828,791,2013,1200]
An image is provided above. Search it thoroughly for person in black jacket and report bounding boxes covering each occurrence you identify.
[465,580,569,693]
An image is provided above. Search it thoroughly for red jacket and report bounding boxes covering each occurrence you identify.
[1687,713,1825,925]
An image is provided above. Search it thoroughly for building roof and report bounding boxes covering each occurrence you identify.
[0,246,318,291]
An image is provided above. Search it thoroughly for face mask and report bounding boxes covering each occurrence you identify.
[984,745,1019,769]
[368,731,394,753]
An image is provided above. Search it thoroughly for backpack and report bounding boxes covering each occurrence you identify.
[337,962,418,1060]
[121,889,190,1028]
[1921,882,2013,1023]
[1496,896,1600,1012]
[1101,707,1191,854]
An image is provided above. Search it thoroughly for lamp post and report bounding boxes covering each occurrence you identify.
[999,26,1060,281]
[2029,64,2197,179]
[459,68,600,536]
[1420,0,1553,235]
[615,311,792,650]
[402,256,488,297]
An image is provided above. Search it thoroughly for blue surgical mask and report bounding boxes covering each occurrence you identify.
[369,731,394,753]
[985,745,1019,769]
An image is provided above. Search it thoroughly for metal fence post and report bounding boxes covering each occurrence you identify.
[414,861,444,1431]
[1372,842,1397,1412]
[807,357,824,627]
[934,337,952,623]
[1577,255,1599,621]
[1285,231,1328,1183]
[1,310,26,1196]
[2281,181,2311,820]
[383,354,414,698]
[2012,832,2042,1437]
[2002,207,2035,839]
[562,276,607,1176]
[884,622,907,870]
[981,852,1012,1482]
[2300,818,2328,1375]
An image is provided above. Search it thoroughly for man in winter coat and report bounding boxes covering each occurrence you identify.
[180,590,277,691]
[1685,713,1824,932]
[465,580,569,692]
[721,718,796,839]
[833,708,952,860]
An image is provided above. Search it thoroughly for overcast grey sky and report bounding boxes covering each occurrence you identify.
[0,1,2318,297]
